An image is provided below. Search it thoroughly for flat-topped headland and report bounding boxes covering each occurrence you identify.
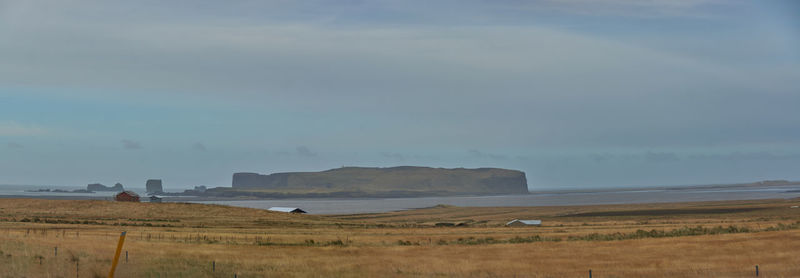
[203,166,529,198]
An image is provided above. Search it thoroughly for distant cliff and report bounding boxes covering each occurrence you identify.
[146,179,163,193]
[87,183,123,192]
[226,166,529,197]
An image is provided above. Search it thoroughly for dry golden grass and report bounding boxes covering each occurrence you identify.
[0,198,799,277]
[0,199,341,228]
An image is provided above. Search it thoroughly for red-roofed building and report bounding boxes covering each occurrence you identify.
[115,191,140,202]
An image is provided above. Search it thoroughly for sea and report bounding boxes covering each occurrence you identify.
[1,184,799,215]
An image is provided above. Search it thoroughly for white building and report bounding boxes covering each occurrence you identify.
[268,207,307,213]
[506,219,541,227]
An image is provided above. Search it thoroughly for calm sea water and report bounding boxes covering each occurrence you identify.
[0,185,125,199]
[195,185,800,214]
[2,184,799,215]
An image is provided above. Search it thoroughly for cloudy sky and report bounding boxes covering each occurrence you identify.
[1,0,798,190]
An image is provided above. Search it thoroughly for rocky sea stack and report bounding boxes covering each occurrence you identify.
[87,183,124,192]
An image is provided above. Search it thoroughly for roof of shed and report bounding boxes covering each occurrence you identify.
[118,191,140,197]
[506,219,541,225]
[268,207,307,213]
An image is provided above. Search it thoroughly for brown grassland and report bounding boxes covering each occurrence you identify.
[0,198,799,277]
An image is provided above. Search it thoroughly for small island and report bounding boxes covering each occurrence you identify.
[24,188,94,194]
[87,183,124,191]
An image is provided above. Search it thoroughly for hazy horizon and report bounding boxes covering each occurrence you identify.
[0,167,797,191]
[1,1,799,190]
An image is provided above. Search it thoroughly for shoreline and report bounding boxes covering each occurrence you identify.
[2,182,799,215]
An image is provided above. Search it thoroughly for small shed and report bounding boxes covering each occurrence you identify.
[115,191,140,202]
[268,207,307,213]
[149,195,163,203]
[506,219,541,227]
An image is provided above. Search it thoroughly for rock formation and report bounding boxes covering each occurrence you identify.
[146,179,163,193]
[231,166,529,196]
[87,183,124,192]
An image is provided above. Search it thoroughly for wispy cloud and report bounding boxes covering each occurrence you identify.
[644,151,680,163]
[7,142,23,149]
[295,146,317,157]
[121,139,142,150]
[0,121,47,136]
[589,153,615,163]
[510,0,737,18]
[192,142,207,151]
[381,152,405,161]
[689,152,800,161]
[468,149,508,160]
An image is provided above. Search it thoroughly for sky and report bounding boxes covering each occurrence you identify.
[1,0,799,190]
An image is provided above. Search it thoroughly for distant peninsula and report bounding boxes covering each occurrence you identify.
[203,166,529,198]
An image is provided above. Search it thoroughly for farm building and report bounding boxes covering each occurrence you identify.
[115,191,140,202]
[149,195,162,203]
[506,219,541,227]
[268,207,307,213]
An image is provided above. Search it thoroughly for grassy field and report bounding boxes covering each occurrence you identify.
[0,198,799,277]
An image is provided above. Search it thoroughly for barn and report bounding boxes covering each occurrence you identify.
[115,191,140,202]
[506,219,541,227]
[268,207,307,213]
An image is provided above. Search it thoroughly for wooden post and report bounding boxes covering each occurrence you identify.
[213,261,215,272]
[125,251,128,263]
[108,231,127,278]
[54,247,57,257]
[589,269,592,278]
[76,261,79,278]
[756,265,759,276]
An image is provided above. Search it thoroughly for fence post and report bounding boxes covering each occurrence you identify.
[756,265,759,276]
[125,251,128,263]
[54,247,57,257]
[213,261,215,272]
[589,269,592,278]
[108,231,127,278]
